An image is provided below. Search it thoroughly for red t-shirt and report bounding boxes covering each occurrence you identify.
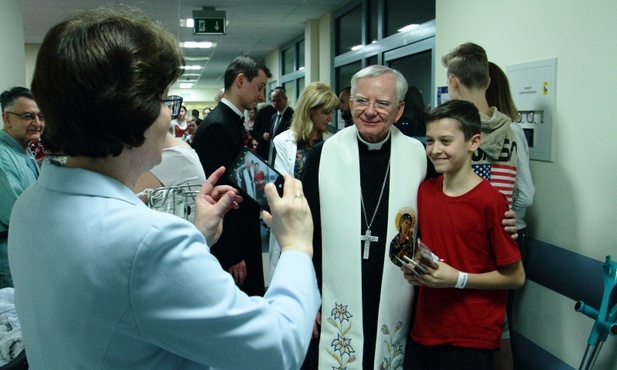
[412,176,521,350]
[254,171,265,191]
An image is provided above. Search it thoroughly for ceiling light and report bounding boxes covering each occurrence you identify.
[179,83,194,89]
[181,65,202,70]
[181,41,214,49]
[398,24,420,33]
[185,56,210,61]
[351,45,363,51]
[179,18,195,28]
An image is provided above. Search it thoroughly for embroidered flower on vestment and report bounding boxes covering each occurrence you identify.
[331,302,353,324]
[331,334,355,357]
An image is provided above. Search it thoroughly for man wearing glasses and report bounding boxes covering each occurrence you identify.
[300,65,426,369]
[301,65,518,369]
[0,86,44,288]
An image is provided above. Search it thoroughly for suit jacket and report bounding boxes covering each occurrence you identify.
[267,107,294,165]
[252,105,277,160]
[192,102,265,296]
[269,107,294,139]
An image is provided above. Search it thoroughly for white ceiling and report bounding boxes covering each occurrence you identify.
[21,0,351,88]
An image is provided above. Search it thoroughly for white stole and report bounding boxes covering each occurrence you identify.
[318,126,426,369]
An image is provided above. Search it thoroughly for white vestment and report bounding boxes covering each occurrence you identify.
[318,126,426,369]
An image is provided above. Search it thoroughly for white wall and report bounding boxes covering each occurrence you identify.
[436,1,617,368]
[265,47,281,86]
[305,19,320,83]
[0,0,27,129]
[318,12,333,85]
[24,43,40,87]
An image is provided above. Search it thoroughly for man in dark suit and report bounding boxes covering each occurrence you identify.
[252,100,276,161]
[267,87,294,164]
[192,55,271,296]
[253,87,293,163]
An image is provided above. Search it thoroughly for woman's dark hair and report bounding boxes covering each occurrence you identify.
[31,7,184,157]
[486,62,519,121]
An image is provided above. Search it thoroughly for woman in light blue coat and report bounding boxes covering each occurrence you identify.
[8,8,320,370]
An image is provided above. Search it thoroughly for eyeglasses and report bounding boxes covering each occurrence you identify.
[6,111,45,123]
[162,95,183,116]
[351,97,400,114]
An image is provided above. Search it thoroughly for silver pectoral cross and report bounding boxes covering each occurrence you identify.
[361,228,378,259]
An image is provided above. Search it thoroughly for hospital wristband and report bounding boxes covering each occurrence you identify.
[455,271,468,289]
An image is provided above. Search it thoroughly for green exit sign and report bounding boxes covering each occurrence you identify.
[194,18,226,35]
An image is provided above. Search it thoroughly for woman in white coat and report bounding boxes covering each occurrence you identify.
[268,82,340,284]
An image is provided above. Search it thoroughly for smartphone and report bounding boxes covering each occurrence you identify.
[228,147,284,209]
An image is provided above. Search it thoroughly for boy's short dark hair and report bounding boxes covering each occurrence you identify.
[31,7,184,158]
[441,42,489,90]
[1,87,33,111]
[223,56,272,91]
[426,100,481,140]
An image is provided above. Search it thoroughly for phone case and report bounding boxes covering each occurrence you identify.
[228,147,284,208]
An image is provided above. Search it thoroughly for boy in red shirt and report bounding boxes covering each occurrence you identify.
[403,100,525,370]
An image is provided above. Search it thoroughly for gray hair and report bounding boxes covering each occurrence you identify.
[350,65,408,102]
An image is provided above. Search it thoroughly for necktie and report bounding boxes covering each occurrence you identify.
[268,113,282,163]
[273,113,282,134]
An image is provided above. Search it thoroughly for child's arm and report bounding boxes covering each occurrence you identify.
[404,260,525,290]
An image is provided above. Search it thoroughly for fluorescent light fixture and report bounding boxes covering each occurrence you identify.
[179,19,194,28]
[351,45,363,51]
[185,56,210,61]
[181,41,214,49]
[398,24,420,33]
[181,65,202,70]
[179,83,194,88]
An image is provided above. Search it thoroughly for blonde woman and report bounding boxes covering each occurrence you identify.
[272,82,340,179]
[268,82,339,283]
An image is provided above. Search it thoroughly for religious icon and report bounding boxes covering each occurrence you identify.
[388,207,416,267]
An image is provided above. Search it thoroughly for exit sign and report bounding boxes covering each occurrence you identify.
[194,18,226,35]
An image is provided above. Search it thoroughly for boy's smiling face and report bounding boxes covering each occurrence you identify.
[425,118,477,174]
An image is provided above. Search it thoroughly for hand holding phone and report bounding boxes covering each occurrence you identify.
[228,147,284,210]
[417,238,440,269]
[264,174,313,258]
[397,255,428,277]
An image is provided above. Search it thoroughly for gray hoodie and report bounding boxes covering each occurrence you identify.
[472,107,518,207]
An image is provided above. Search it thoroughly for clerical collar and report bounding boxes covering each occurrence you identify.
[220,98,245,120]
[356,130,391,151]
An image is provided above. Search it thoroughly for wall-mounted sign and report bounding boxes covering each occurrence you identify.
[507,58,558,162]
[194,18,226,35]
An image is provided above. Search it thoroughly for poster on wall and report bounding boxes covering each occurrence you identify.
[437,86,450,106]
